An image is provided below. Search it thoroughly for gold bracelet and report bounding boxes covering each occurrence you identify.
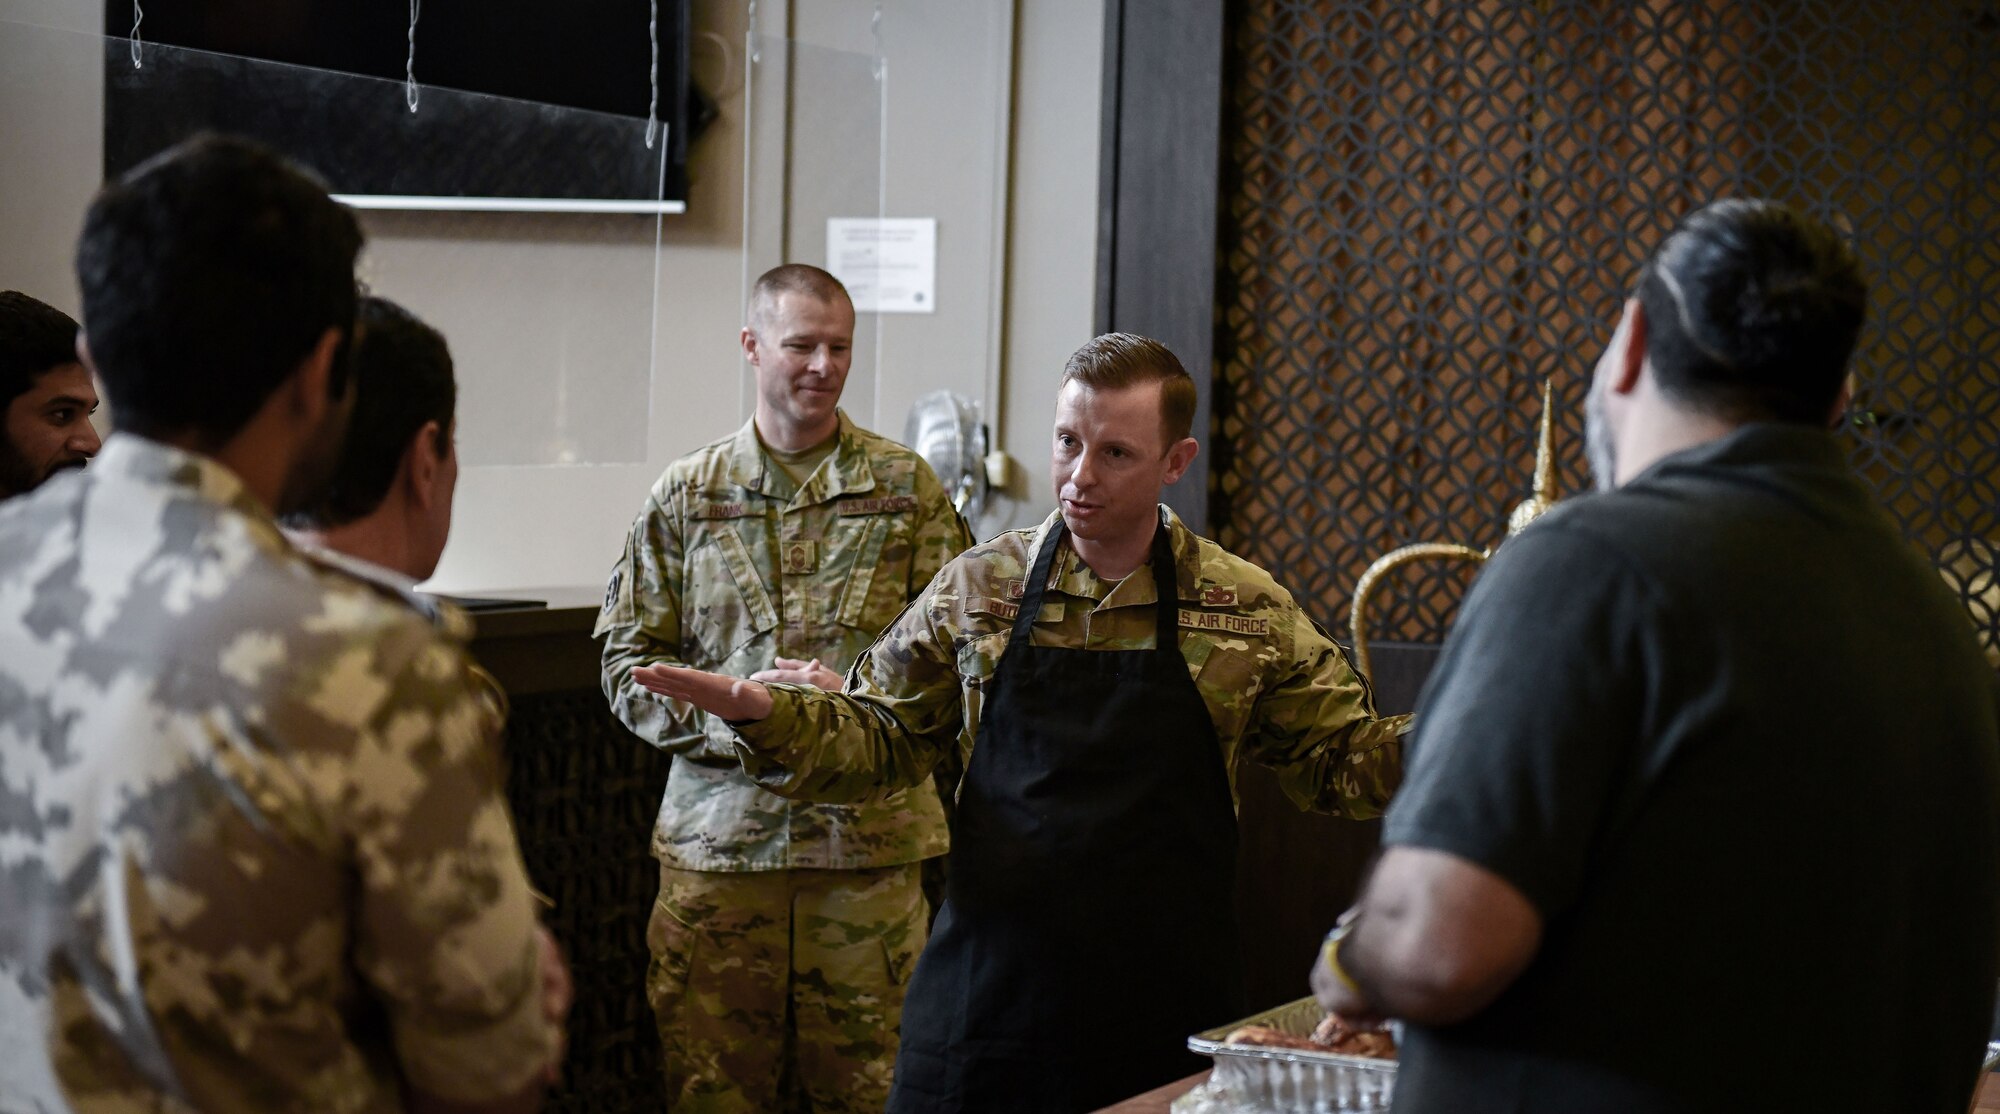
[1322,923,1361,995]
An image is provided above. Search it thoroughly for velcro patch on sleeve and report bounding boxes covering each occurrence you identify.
[837,495,920,515]
[1178,608,1269,637]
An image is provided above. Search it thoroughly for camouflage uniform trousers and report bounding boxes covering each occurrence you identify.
[646,861,928,1112]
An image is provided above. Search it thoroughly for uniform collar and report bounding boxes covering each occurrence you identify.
[1024,505,1222,608]
[291,540,471,638]
[725,410,878,504]
[92,433,286,547]
[293,540,421,594]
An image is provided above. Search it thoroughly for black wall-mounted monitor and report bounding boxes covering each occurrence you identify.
[103,0,692,213]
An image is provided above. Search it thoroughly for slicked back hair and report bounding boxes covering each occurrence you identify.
[1059,332,1198,449]
[1637,199,1867,425]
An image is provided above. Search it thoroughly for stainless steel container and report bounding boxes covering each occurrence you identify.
[1183,997,1396,1113]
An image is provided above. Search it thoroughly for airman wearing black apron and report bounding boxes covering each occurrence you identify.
[887,515,1241,1113]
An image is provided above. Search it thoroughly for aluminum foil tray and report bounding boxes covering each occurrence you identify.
[1182,997,1396,1113]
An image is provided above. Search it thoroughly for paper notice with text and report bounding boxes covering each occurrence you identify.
[827,217,937,314]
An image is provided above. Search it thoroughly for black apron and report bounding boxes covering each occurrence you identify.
[887,516,1243,1113]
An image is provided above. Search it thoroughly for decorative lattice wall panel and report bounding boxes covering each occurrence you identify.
[1213,0,2000,659]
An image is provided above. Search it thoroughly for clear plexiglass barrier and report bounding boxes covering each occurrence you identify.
[741,33,886,421]
[0,11,888,593]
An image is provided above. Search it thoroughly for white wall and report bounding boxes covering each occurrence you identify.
[0,0,104,316]
[0,0,1104,589]
[993,0,1106,532]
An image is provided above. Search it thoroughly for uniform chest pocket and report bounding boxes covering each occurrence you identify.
[682,524,778,664]
[826,512,913,631]
[954,629,1010,693]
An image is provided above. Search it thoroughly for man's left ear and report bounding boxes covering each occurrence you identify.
[1163,437,1200,485]
[288,328,345,425]
[405,420,443,508]
[1612,298,1648,397]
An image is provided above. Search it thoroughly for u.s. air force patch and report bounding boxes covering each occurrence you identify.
[838,495,919,515]
[1178,608,1269,637]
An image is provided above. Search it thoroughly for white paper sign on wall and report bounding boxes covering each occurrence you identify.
[826,217,937,314]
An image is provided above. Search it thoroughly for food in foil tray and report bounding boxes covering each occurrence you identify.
[1223,1013,1397,1059]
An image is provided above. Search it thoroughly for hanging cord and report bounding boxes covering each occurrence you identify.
[405,0,421,113]
[129,0,144,68]
[645,0,660,149]
[870,0,884,80]
[747,0,759,65]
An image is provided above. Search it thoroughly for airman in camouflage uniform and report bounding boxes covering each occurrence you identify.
[730,505,1407,814]
[597,268,971,1112]
[0,436,559,1113]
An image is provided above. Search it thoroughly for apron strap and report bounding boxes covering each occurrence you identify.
[1010,517,1070,646]
[1148,509,1181,653]
[1012,509,1183,655]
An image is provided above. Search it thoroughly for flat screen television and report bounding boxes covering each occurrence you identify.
[103,0,692,212]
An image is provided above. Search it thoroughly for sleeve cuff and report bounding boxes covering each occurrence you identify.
[729,684,809,756]
[1380,821,1557,919]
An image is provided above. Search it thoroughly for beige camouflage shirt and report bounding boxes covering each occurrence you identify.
[0,436,555,1114]
[734,507,1409,816]
[596,412,973,871]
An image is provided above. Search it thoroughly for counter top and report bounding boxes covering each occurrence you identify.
[445,585,606,695]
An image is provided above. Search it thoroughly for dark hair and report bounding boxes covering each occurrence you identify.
[283,296,456,529]
[74,134,363,444]
[1637,199,1867,425]
[0,291,82,412]
[1059,332,1198,446]
[747,263,851,330]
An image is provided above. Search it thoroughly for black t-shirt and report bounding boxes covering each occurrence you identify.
[1384,424,2000,1114]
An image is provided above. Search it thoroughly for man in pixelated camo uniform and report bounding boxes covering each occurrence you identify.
[641,332,1410,1112]
[0,136,567,1114]
[596,264,972,1112]
[282,294,470,625]
[280,293,514,721]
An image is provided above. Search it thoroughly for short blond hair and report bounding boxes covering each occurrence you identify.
[748,264,852,332]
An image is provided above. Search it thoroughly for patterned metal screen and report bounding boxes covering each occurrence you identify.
[1213,0,2000,659]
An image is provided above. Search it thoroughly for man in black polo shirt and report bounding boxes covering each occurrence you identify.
[1313,199,2000,1113]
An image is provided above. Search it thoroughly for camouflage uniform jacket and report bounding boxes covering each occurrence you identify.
[734,506,1410,817]
[597,411,973,871]
[0,436,555,1114]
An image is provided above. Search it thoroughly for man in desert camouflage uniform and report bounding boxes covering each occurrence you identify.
[283,294,470,626]
[281,293,517,723]
[596,264,971,1112]
[642,332,1409,1113]
[0,136,566,1114]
